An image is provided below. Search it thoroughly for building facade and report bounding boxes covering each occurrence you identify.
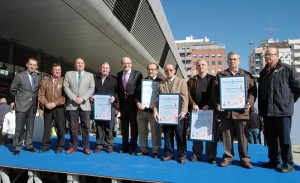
[176,36,226,77]
[248,38,300,76]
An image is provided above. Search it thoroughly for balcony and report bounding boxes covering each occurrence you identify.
[292,44,300,50]
[185,63,192,68]
[185,56,192,61]
[292,52,300,58]
[185,48,192,53]
[186,70,192,76]
[296,68,300,73]
[292,60,300,66]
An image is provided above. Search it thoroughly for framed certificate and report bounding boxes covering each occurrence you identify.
[220,75,247,110]
[157,93,180,125]
[141,79,159,108]
[93,94,112,121]
[190,109,215,141]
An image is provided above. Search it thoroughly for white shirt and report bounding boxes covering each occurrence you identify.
[2,110,15,135]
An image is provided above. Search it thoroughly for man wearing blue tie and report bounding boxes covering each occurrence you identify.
[10,58,42,155]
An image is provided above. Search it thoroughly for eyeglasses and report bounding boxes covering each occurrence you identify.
[228,58,239,61]
[148,68,157,71]
[264,54,277,57]
[164,69,174,72]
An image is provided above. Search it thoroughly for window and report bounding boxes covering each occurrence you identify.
[193,62,197,66]
[218,68,222,72]
[211,54,215,58]
[193,54,197,58]
[218,53,222,57]
[207,61,209,65]
[218,61,222,65]
[211,69,216,74]
[205,54,209,58]
[212,61,216,65]
[193,70,197,74]
[199,54,203,58]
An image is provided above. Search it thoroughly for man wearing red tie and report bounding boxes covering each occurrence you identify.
[117,57,143,154]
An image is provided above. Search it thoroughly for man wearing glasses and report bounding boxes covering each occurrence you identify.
[136,63,162,158]
[153,64,189,164]
[212,52,257,169]
[258,47,300,173]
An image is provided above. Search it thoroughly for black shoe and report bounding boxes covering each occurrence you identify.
[119,149,129,153]
[38,147,50,153]
[190,155,202,162]
[276,164,294,173]
[152,153,159,159]
[136,151,149,156]
[26,148,36,152]
[261,161,280,169]
[55,148,63,154]
[208,159,216,164]
[13,150,20,155]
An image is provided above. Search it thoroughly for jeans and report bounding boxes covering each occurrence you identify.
[248,128,260,144]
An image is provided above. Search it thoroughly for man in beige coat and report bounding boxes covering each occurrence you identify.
[154,64,188,164]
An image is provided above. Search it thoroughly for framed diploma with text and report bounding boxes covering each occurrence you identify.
[93,94,112,121]
[220,75,247,110]
[141,79,159,108]
[190,109,215,141]
[157,93,180,125]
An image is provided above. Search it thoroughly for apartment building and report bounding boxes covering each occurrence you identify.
[176,36,226,77]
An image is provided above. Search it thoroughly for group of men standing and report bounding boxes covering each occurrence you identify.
[7,47,300,173]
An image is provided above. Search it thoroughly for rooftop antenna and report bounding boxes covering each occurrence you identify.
[265,17,276,40]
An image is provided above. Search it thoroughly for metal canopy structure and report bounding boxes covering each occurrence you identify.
[0,0,187,79]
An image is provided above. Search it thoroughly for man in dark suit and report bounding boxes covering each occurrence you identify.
[136,63,162,158]
[92,61,118,153]
[117,56,143,154]
[64,58,95,155]
[153,64,189,164]
[10,57,42,155]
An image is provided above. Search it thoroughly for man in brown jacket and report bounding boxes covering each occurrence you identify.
[212,51,257,169]
[38,63,66,154]
[153,64,189,164]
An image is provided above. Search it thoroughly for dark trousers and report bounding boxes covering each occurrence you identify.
[95,108,115,149]
[120,101,138,152]
[14,105,35,150]
[163,120,186,158]
[43,106,65,149]
[264,116,293,165]
[68,109,91,149]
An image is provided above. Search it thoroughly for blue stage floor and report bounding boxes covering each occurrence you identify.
[0,136,299,183]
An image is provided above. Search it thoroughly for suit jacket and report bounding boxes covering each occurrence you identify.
[153,76,188,114]
[10,70,42,113]
[64,71,95,111]
[117,69,143,104]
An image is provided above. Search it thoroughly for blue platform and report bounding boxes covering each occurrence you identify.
[0,136,299,183]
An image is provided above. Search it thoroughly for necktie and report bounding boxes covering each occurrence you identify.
[149,77,154,80]
[30,73,35,89]
[123,72,128,90]
[78,72,82,87]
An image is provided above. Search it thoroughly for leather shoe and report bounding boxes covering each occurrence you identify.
[163,156,172,162]
[55,148,63,154]
[261,161,280,169]
[179,157,186,164]
[38,147,50,153]
[26,148,36,152]
[106,148,113,153]
[84,149,91,155]
[94,148,101,153]
[240,161,253,169]
[136,151,149,156]
[119,149,129,153]
[276,164,294,173]
[152,153,159,159]
[190,155,202,162]
[66,147,77,154]
[208,159,217,164]
[219,160,231,167]
[13,150,20,155]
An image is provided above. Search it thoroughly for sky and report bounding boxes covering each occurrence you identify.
[161,0,300,70]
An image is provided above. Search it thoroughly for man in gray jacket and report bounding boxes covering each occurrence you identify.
[10,58,42,155]
[64,58,95,155]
